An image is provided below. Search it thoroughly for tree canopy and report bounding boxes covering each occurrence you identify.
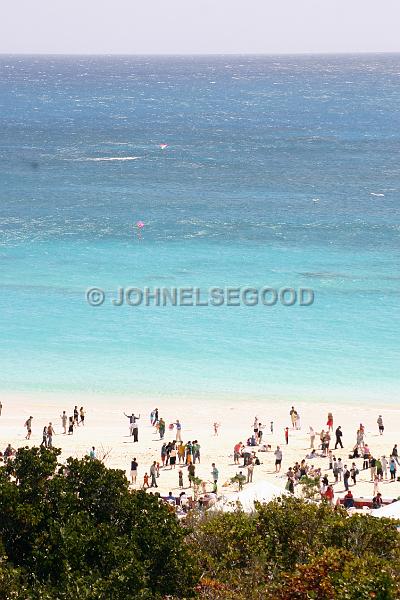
[1,447,399,599]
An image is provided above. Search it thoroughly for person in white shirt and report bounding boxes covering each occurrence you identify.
[274,446,283,472]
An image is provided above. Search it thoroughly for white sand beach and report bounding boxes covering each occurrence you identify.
[1,392,399,504]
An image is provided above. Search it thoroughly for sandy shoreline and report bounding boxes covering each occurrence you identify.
[1,391,399,503]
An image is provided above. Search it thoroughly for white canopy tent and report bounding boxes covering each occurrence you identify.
[210,480,289,513]
[370,501,400,519]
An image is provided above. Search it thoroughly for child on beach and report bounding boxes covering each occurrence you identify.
[143,473,149,489]
[178,469,183,489]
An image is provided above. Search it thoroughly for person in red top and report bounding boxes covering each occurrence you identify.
[234,442,243,465]
[327,412,333,432]
[324,485,334,505]
[284,427,289,445]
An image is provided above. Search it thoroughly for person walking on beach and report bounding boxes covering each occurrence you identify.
[178,469,183,489]
[142,473,149,489]
[60,411,68,434]
[68,416,74,435]
[153,408,159,425]
[24,416,33,440]
[334,426,343,449]
[391,444,400,466]
[0,401,2,416]
[73,406,79,426]
[79,407,85,426]
[150,461,158,488]
[47,423,55,448]
[274,446,282,473]
[377,415,384,435]
[130,458,138,484]
[41,425,48,447]
[213,422,220,436]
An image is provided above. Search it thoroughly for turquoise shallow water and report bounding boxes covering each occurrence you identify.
[0,55,399,400]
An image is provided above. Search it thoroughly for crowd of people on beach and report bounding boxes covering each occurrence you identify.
[1,400,399,515]
[281,410,399,509]
[0,405,87,464]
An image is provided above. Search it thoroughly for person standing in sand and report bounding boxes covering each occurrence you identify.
[295,411,301,430]
[274,446,282,473]
[24,416,33,440]
[60,411,68,434]
[73,406,79,426]
[247,458,254,483]
[284,427,289,445]
[41,425,48,447]
[391,444,400,466]
[124,412,140,441]
[327,412,333,432]
[213,422,220,436]
[377,415,384,435]
[150,461,158,488]
[130,457,138,484]
[290,407,297,429]
[47,423,55,448]
[381,455,388,480]
[79,407,85,426]
[175,420,182,442]
[158,417,166,439]
[211,463,219,492]
[309,426,316,449]
[0,400,2,416]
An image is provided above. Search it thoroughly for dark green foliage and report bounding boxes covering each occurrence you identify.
[0,446,197,599]
[191,496,400,599]
[1,450,399,599]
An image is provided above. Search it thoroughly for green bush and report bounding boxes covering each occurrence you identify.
[0,446,197,599]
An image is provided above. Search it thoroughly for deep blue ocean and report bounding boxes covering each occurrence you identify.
[0,54,399,401]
